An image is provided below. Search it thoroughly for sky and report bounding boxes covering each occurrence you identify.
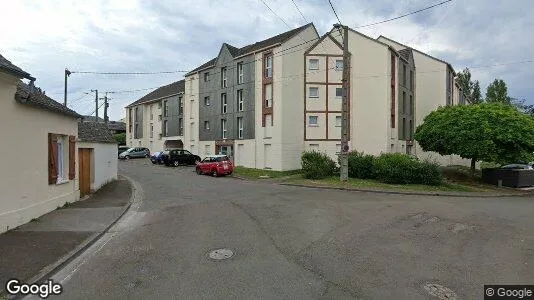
[1,0,532,121]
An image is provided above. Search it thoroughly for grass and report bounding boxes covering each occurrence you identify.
[56,202,72,210]
[283,175,506,193]
[233,166,301,180]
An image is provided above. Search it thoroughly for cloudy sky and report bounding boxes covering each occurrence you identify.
[1,0,532,120]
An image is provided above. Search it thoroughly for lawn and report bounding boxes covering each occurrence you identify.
[283,175,507,193]
[233,166,301,179]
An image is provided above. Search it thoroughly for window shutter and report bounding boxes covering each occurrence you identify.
[48,133,58,184]
[69,136,76,180]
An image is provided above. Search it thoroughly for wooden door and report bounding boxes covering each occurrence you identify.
[78,148,92,196]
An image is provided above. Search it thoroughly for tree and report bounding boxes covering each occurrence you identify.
[115,133,126,145]
[414,103,534,175]
[456,68,483,104]
[471,81,483,104]
[486,79,511,104]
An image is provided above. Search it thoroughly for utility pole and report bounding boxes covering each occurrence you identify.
[64,68,71,106]
[104,92,109,124]
[91,89,99,120]
[334,23,350,182]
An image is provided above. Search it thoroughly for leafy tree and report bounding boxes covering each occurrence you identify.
[486,79,511,104]
[456,68,483,104]
[471,81,483,104]
[115,133,126,145]
[512,98,534,116]
[414,103,534,175]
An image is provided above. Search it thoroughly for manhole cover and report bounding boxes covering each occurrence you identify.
[423,283,458,300]
[208,248,234,260]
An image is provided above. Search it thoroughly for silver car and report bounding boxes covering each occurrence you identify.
[119,147,150,159]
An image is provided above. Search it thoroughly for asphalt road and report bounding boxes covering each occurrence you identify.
[54,159,534,299]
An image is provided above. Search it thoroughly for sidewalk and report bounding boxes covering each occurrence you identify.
[0,177,132,297]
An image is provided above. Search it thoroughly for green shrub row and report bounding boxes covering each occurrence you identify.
[301,150,442,185]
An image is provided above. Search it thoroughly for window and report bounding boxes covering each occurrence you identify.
[308,116,318,126]
[335,116,342,127]
[150,105,153,120]
[409,119,413,140]
[401,118,406,140]
[134,123,139,138]
[237,62,244,84]
[204,72,210,82]
[402,91,406,114]
[409,95,413,115]
[221,93,227,114]
[221,119,227,139]
[410,70,414,90]
[265,54,273,78]
[178,97,183,114]
[158,102,162,109]
[221,67,227,88]
[56,138,64,181]
[265,84,272,108]
[237,117,243,139]
[204,121,210,130]
[190,99,194,119]
[237,89,244,111]
[403,65,407,86]
[335,60,343,71]
[128,108,132,123]
[204,96,210,106]
[190,122,195,141]
[163,101,169,117]
[309,87,319,98]
[335,88,343,98]
[178,118,183,136]
[163,120,168,136]
[309,59,319,70]
[150,123,153,138]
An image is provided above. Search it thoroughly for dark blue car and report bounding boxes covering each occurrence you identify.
[150,151,166,164]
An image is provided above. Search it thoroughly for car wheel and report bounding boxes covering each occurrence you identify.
[196,167,202,175]
[212,169,218,177]
[195,157,201,164]
[173,160,180,167]
[125,155,130,160]
[145,153,150,158]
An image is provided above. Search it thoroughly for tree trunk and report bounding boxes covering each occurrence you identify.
[470,158,476,178]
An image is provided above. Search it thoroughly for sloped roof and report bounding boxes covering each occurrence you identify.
[78,121,117,144]
[108,121,126,131]
[126,79,184,108]
[185,23,314,76]
[15,82,81,118]
[0,53,34,80]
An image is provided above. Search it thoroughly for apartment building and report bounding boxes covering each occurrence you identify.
[185,23,319,170]
[377,36,470,166]
[303,27,416,161]
[125,80,187,152]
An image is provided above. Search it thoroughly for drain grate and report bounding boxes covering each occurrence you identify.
[423,283,458,300]
[208,248,234,260]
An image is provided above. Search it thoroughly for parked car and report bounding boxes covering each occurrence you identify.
[150,151,166,164]
[118,146,129,157]
[195,155,233,176]
[163,149,201,167]
[119,147,150,159]
[500,164,533,170]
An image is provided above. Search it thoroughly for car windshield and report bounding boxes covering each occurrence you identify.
[126,148,134,152]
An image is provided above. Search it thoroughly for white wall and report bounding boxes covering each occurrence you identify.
[0,73,79,233]
[78,142,118,191]
[184,74,199,154]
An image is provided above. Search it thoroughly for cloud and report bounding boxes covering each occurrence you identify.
[0,0,532,120]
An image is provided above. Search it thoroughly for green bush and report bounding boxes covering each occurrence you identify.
[301,151,337,179]
[347,151,375,179]
[373,153,442,185]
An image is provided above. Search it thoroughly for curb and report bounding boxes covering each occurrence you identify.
[279,182,534,198]
[15,176,136,296]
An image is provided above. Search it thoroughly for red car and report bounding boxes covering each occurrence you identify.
[195,155,233,177]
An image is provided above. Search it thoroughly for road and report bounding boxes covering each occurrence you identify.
[54,159,534,299]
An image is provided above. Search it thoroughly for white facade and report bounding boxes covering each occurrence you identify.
[377,36,470,167]
[184,75,200,155]
[303,29,406,161]
[0,73,79,233]
[78,142,118,191]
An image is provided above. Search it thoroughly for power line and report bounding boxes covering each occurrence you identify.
[258,0,291,28]
[87,101,105,117]
[70,70,188,75]
[291,0,308,23]
[354,0,453,28]
[107,86,162,94]
[327,0,342,25]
